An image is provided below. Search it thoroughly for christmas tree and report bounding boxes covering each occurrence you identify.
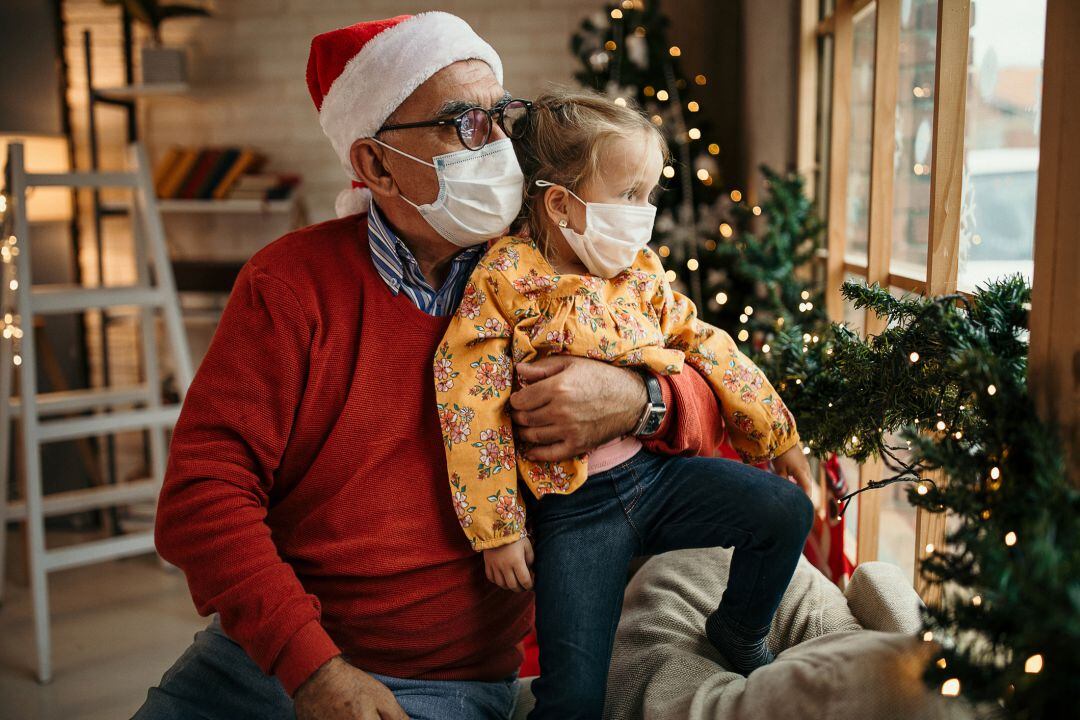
[773,277,1078,718]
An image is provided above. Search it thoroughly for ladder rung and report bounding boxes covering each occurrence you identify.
[9,384,151,417]
[37,405,181,442]
[31,285,164,313]
[44,531,156,572]
[25,171,139,189]
[5,478,158,521]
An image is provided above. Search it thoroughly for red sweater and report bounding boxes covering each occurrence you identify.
[155,214,725,695]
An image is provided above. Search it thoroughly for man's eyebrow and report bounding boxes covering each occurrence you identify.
[436,92,512,117]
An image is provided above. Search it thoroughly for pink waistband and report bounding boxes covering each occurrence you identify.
[587,435,643,475]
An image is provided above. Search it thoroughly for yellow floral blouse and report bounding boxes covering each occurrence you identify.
[434,236,799,551]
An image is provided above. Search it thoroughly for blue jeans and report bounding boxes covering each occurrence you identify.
[523,449,813,720]
[132,617,520,720]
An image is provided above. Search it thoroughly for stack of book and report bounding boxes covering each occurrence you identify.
[153,146,300,201]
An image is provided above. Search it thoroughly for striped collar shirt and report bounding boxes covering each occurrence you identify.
[367,202,484,317]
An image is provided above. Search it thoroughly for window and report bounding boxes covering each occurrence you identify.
[957,0,1047,291]
[798,0,1054,594]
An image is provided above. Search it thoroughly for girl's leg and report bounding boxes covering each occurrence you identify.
[525,459,644,720]
[629,452,814,674]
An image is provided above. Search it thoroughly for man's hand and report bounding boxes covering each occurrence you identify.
[511,356,647,463]
[483,536,535,592]
[772,443,814,498]
[294,656,409,720]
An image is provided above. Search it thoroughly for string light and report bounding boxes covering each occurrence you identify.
[719,223,733,238]
[925,543,935,554]
[729,189,742,202]
[909,351,920,362]
[802,446,810,455]
[610,8,623,18]
[923,631,934,642]
[801,290,810,300]
[917,482,929,495]
[664,270,677,282]
[937,658,947,669]
[687,101,699,112]
[651,115,663,126]
[941,679,961,697]
[762,343,770,354]
[614,97,627,107]
[704,239,717,251]
[737,329,749,342]
[644,86,655,97]
[686,258,699,271]
[656,89,669,101]
[744,305,753,315]
[662,165,675,178]
[739,313,749,323]
[987,384,997,396]
[936,420,946,431]
[1024,654,1043,674]
[694,74,707,85]
[751,205,762,216]
[668,45,681,57]
[972,594,982,606]
[1005,531,1017,547]
[714,292,728,305]
[605,40,617,51]
[688,128,701,140]
[707,143,720,155]
[658,245,670,257]
[696,168,709,181]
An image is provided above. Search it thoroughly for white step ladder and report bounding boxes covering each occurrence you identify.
[0,141,193,682]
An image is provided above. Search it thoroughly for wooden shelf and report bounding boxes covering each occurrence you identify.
[93,83,190,101]
[156,197,296,214]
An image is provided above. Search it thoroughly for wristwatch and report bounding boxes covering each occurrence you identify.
[632,372,667,437]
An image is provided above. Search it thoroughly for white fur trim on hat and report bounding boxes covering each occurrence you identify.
[319,12,503,181]
[335,185,372,218]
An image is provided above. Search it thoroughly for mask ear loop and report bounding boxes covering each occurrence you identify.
[534,179,587,206]
[368,137,437,168]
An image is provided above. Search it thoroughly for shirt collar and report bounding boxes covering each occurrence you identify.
[367,202,484,297]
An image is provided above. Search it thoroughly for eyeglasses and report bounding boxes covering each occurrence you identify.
[376,98,533,151]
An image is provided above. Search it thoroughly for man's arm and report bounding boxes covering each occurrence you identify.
[511,357,724,461]
[155,263,339,695]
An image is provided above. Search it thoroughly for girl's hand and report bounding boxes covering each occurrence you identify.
[772,443,814,498]
[483,536,535,592]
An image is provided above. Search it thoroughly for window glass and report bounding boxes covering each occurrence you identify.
[890,0,938,281]
[839,272,867,562]
[957,0,1046,291]
[843,3,876,267]
[820,0,836,22]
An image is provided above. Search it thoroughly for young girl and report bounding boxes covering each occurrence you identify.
[434,91,814,720]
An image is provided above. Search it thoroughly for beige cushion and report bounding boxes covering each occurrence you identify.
[600,548,974,720]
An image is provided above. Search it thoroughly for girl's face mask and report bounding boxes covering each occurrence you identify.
[535,180,657,277]
[372,137,525,248]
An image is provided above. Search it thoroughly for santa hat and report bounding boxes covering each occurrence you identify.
[306,13,504,217]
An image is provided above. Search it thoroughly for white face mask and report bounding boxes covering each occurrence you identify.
[535,180,657,277]
[371,137,524,248]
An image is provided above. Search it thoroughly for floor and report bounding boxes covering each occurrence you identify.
[0,532,204,720]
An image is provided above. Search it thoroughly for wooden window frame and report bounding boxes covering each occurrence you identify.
[803,0,1075,598]
[798,0,1072,600]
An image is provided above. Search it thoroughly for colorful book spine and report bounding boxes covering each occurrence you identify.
[157,148,200,199]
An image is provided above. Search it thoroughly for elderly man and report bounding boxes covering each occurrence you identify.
[133,13,734,720]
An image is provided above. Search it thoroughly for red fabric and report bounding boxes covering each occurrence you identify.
[155,214,725,695]
[305,15,412,110]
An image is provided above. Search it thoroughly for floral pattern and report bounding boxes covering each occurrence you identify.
[434,235,799,550]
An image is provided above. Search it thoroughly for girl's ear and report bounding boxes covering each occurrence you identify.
[542,185,572,230]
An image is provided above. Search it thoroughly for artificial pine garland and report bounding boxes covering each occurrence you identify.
[769,278,1078,718]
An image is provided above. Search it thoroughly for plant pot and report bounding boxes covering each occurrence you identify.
[141,45,188,85]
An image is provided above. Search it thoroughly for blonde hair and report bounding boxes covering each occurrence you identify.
[512,88,668,253]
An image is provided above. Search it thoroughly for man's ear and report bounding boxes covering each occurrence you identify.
[542,186,573,229]
[349,139,397,197]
